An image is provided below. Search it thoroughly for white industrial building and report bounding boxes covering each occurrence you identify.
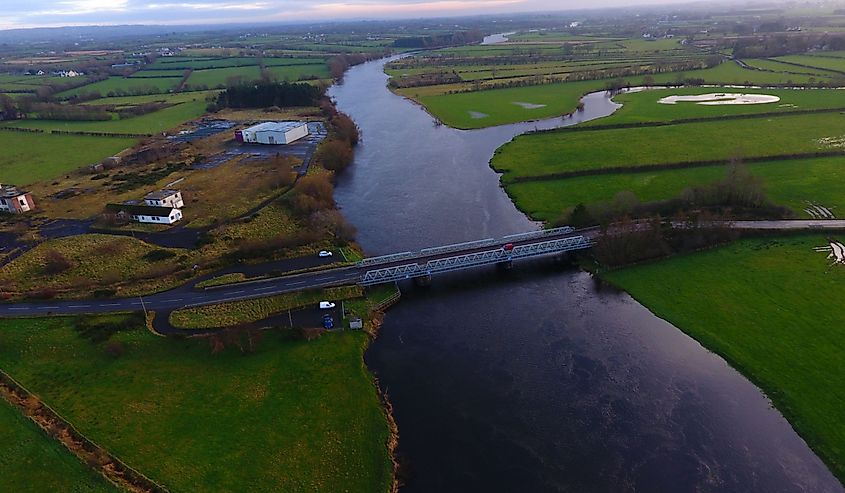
[236,122,309,145]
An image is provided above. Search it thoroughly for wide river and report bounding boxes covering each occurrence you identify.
[328,58,843,492]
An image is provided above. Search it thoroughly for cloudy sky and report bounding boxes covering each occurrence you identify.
[0,0,687,30]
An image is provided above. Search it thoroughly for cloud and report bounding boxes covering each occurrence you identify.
[0,0,682,29]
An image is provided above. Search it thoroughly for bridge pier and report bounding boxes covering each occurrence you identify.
[414,274,432,287]
[554,251,575,265]
[496,260,513,271]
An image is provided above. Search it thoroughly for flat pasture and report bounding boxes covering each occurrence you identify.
[5,100,207,135]
[491,112,845,180]
[57,76,181,98]
[0,317,393,493]
[506,156,845,221]
[592,87,845,125]
[0,131,134,185]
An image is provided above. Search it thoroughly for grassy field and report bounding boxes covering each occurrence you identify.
[506,156,845,221]
[0,130,134,185]
[605,236,845,482]
[170,286,363,329]
[265,64,330,81]
[57,77,181,98]
[0,234,194,297]
[408,79,607,128]
[590,87,845,125]
[491,112,845,180]
[81,90,218,107]
[773,54,845,73]
[185,66,262,88]
[0,398,116,492]
[393,60,835,129]
[0,316,392,492]
[5,100,207,135]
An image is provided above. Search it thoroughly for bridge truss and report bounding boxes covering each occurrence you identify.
[360,235,592,286]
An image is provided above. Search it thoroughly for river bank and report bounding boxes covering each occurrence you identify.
[330,55,843,492]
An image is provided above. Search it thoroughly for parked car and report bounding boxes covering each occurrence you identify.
[322,314,334,330]
[318,250,333,257]
[319,301,336,309]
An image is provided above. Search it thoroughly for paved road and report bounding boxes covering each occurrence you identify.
[2,220,844,319]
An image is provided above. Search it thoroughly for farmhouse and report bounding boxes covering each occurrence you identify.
[144,189,184,209]
[235,122,309,145]
[0,185,35,214]
[108,204,183,225]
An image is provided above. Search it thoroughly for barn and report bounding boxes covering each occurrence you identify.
[235,122,309,145]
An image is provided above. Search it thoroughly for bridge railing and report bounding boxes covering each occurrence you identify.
[361,235,592,286]
[356,227,577,269]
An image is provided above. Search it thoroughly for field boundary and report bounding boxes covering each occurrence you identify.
[0,368,169,493]
[506,150,845,184]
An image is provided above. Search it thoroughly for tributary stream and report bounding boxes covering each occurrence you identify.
[328,58,843,493]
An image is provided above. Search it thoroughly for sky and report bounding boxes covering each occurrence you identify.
[0,0,691,30]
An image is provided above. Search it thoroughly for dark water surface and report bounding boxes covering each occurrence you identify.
[329,58,843,493]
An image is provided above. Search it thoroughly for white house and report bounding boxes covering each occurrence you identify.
[108,204,183,225]
[144,189,184,209]
[235,122,309,145]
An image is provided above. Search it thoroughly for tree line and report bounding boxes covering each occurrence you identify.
[216,81,323,109]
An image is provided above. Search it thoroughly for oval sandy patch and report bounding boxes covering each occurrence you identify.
[658,93,781,105]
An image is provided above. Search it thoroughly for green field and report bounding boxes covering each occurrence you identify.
[773,54,845,73]
[0,317,392,493]
[0,131,135,185]
[591,87,845,125]
[743,58,839,77]
[185,66,263,88]
[411,79,607,129]
[506,156,845,221]
[605,236,845,482]
[5,100,207,135]
[265,64,330,81]
[492,112,845,180]
[0,399,116,492]
[150,57,258,70]
[398,61,835,129]
[81,90,217,107]
[57,77,181,98]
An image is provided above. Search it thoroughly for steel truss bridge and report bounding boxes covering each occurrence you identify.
[358,227,594,286]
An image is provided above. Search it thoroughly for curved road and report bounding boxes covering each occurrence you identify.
[0,220,843,318]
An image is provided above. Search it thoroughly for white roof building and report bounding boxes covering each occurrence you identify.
[236,122,309,145]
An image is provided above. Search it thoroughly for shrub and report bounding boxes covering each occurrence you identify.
[143,249,177,262]
[43,250,72,275]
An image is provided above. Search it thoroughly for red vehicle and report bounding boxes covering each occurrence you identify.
[503,243,514,251]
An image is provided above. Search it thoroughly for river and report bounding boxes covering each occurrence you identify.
[328,58,843,492]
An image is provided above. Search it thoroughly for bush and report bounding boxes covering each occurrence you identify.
[317,139,353,172]
[43,250,72,275]
[105,340,127,358]
[143,249,177,262]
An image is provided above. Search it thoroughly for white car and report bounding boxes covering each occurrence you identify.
[319,301,336,309]
[318,250,333,257]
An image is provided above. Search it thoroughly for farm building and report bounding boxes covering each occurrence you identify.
[0,185,35,214]
[144,190,184,209]
[235,122,309,145]
[108,204,183,225]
